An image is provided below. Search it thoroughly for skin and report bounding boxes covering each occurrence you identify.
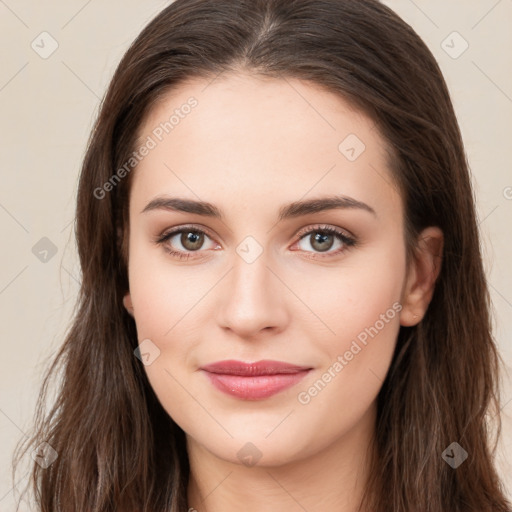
[123,72,443,512]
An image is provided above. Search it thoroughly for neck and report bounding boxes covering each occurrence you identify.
[186,404,377,512]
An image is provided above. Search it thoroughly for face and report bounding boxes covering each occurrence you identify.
[123,73,416,466]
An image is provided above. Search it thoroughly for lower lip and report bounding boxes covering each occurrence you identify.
[202,370,311,400]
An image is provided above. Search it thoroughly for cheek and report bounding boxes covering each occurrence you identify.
[301,278,401,397]
[126,232,202,340]
[302,242,406,353]
[127,255,202,426]
[294,242,405,410]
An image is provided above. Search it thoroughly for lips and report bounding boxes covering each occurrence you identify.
[200,360,312,400]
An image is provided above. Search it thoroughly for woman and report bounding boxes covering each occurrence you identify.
[13,0,511,510]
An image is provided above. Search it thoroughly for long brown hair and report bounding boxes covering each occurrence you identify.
[13,0,511,510]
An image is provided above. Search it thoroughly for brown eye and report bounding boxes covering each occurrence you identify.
[294,225,357,258]
[309,232,335,252]
[180,231,205,251]
[155,225,219,260]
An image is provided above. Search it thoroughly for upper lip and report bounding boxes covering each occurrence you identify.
[200,360,312,376]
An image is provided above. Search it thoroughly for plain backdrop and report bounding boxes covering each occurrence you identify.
[0,0,511,509]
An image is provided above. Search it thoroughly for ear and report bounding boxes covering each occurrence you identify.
[400,226,444,326]
[123,292,135,317]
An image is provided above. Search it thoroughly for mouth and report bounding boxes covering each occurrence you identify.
[200,360,312,400]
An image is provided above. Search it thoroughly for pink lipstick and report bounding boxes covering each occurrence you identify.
[200,360,312,400]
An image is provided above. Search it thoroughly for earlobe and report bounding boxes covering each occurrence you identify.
[400,226,444,327]
[123,293,135,317]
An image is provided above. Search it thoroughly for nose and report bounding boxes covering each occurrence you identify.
[216,250,289,339]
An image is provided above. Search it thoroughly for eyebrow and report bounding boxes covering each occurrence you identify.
[141,194,377,220]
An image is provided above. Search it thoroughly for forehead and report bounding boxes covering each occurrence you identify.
[131,72,400,220]
[138,72,385,155]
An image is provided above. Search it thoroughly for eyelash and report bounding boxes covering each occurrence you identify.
[154,224,357,261]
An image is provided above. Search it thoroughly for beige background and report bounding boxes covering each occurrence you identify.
[0,0,510,509]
